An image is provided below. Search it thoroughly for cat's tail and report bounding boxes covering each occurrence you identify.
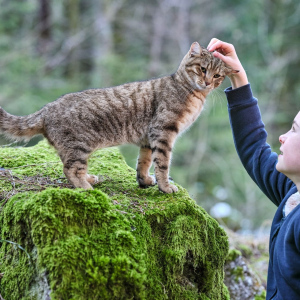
[0,107,45,141]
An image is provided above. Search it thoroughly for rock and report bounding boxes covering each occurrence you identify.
[224,249,266,300]
[0,140,229,300]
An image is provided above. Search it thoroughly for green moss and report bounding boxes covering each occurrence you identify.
[0,140,229,299]
[226,249,242,262]
[238,244,253,258]
[231,266,244,282]
[255,290,266,300]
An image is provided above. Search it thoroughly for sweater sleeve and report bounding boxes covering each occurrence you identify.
[225,84,294,207]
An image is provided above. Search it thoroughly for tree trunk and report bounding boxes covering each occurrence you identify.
[38,0,52,55]
[66,0,80,80]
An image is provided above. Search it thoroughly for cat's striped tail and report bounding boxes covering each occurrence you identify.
[0,107,45,141]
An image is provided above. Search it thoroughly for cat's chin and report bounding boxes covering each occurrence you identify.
[198,86,212,92]
[196,83,212,92]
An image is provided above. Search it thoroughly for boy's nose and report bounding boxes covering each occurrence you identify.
[279,135,286,144]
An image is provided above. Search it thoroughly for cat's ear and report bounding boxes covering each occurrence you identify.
[224,67,240,75]
[189,42,202,57]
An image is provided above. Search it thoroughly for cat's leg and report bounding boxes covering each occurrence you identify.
[136,146,156,188]
[47,131,98,189]
[63,159,92,189]
[59,149,96,189]
[150,134,178,193]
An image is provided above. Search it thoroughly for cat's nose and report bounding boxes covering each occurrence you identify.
[205,82,211,86]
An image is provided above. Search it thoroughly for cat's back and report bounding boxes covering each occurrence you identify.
[51,77,175,119]
[47,77,164,109]
[42,77,173,136]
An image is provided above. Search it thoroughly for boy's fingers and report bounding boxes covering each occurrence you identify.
[208,40,234,56]
[213,51,227,62]
[214,50,242,71]
[207,40,224,51]
[207,38,219,50]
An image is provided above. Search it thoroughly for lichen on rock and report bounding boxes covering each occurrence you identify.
[0,140,229,299]
[224,249,266,300]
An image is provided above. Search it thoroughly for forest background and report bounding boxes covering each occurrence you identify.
[0,0,299,233]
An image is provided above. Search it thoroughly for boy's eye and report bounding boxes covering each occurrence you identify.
[201,67,206,73]
[214,74,220,78]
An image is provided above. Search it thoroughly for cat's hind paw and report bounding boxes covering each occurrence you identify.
[87,174,99,185]
[159,184,178,193]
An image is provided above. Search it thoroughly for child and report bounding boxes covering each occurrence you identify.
[207,38,300,300]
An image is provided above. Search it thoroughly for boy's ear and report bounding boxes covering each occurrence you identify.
[189,42,202,57]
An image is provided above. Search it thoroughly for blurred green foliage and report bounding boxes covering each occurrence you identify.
[1,0,300,230]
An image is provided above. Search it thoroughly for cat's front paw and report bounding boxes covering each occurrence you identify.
[159,184,178,193]
[137,175,156,188]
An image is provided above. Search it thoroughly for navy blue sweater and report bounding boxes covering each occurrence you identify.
[225,84,299,300]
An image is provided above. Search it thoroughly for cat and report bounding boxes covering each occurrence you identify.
[0,42,238,193]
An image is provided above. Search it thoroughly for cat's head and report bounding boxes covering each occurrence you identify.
[179,42,239,92]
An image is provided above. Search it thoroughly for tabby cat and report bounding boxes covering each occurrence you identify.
[0,42,237,193]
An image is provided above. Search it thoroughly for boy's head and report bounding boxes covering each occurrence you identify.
[277,112,300,181]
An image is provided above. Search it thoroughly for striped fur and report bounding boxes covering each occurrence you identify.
[0,42,236,192]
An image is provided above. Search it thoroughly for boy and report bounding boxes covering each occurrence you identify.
[207,38,300,300]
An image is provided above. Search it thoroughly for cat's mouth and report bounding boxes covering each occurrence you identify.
[203,85,213,91]
[198,82,213,91]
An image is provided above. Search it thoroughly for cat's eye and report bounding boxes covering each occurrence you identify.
[201,67,206,73]
[213,74,221,78]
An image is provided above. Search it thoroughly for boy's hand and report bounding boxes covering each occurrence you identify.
[207,38,248,89]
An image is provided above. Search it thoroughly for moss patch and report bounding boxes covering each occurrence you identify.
[255,290,266,300]
[0,140,229,299]
[226,249,242,262]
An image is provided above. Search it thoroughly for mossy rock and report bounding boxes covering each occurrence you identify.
[224,249,265,299]
[0,140,229,300]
